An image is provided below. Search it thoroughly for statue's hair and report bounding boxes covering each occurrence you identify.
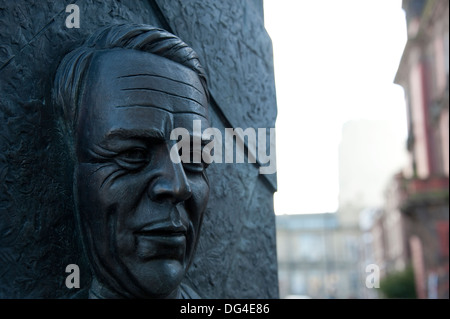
[52,24,208,151]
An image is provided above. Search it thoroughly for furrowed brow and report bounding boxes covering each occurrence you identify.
[105,128,165,141]
[114,104,208,118]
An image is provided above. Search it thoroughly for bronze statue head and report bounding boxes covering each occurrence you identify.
[53,24,210,299]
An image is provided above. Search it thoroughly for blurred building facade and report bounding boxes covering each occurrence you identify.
[276,0,448,299]
[277,119,409,299]
[396,0,449,179]
[359,175,416,298]
[276,213,360,299]
[375,0,450,299]
[339,120,408,298]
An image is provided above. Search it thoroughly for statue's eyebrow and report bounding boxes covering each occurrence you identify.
[114,104,207,117]
[117,74,204,95]
[104,128,165,141]
[105,128,213,146]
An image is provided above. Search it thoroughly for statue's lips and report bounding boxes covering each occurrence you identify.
[134,223,187,260]
[136,222,187,236]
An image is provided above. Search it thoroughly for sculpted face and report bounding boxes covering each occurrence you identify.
[74,49,210,298]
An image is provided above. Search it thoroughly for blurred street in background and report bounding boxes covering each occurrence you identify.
[269,0,449,299]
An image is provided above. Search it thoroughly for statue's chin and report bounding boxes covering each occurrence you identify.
[90,258,186,299]
[125,258,186,298]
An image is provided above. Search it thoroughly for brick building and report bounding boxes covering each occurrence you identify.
[393,0,449,299]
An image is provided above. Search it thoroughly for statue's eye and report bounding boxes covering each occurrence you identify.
[121,149,147,161]
[116,148,148,170]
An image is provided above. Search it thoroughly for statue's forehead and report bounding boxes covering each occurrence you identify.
[90,49,205,94]
[85,49,208,118]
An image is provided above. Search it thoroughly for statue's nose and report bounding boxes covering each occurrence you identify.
[147,147,192,204]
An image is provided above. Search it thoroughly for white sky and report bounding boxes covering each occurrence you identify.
[263,0,409,214]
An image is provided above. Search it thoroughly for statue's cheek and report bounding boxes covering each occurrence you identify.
[185,174,210,220]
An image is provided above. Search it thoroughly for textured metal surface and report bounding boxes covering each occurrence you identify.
[155,0,278,189]
[0,0,278,298]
